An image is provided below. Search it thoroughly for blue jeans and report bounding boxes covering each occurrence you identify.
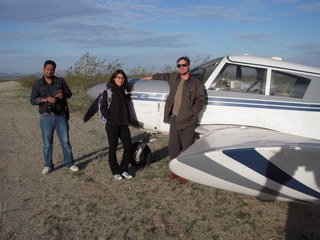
[40,113,74,168]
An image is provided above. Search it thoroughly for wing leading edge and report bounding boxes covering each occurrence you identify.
[169,125,320,204]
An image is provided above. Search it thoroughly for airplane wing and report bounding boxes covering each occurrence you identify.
[169,125,320,204]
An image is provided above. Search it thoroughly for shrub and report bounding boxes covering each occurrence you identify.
[18,75,39,89]
[67,52,124,90]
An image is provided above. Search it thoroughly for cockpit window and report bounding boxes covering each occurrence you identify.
[209,64,266,94]
[190,57,222,83]
[270,70,310,98]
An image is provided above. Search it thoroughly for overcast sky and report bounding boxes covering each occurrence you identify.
[0,0,320,74]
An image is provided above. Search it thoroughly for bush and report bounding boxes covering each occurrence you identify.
[18,52,212,114]
[126,66,156,78]
[18,75,39,89]
[67,52,124,90]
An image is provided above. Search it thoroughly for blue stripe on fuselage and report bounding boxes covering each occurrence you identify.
[131,92,167,101]
[131,92,320,112]
[223,149,320,199]
[207,97,320,112]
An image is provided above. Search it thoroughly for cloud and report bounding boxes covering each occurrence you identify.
[0,0,195,48]
[0,48,30,55]
[1,0,319,73]
[237,33,279,43]
[0,0,108,23]
[0,0,271,51]
[285,43,320,67]
[297,2,320,11]
[190,5,266,23]
[288,43,320,55]
[1,19,192,48]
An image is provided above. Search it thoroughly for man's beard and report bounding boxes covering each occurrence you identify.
[180,70,189,76]
[45,74,54,79]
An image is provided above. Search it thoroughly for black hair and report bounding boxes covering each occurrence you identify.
[176,56,190,65]
[107,69,131,92]
[44,60,56,69]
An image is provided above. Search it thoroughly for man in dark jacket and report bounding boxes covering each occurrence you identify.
[30,60,79,174]
[143,56,206,182]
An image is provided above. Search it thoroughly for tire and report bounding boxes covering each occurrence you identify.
[130,142,152,167]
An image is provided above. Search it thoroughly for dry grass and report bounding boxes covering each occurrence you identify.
[1,81,320,240]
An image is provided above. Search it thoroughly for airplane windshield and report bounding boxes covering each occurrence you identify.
[190,57,222,83]
[209,63,267,94]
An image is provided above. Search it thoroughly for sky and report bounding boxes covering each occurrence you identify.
[0,0,320,75]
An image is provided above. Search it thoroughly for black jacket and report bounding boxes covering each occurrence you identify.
[100,86,131,126]
[152,72,206,130]
[30,76,72,115]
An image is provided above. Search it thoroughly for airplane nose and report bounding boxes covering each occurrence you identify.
[128,78,141,84]
[86,79,141,99]
[87,83,106,99]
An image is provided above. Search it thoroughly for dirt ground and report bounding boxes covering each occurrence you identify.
[1,81,320,240]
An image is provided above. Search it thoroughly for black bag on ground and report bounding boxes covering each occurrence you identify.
[130,142,152,167]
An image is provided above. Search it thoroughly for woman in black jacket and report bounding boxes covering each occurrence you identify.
[100,70,132,180]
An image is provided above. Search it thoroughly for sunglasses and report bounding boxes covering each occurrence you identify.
[177,63,189,68]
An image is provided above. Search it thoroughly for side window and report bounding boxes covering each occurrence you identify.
[209,64,266,94]
[270,71,310,98]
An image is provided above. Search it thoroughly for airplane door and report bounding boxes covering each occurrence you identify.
[130,80,170,133]
[200,63,268,127]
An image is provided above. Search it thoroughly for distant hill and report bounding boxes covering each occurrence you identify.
[0,73,26,80]
[0,70,69,80]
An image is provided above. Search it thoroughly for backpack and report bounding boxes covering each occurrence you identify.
[98,89,112,124]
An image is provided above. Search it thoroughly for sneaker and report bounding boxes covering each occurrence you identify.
[69,165,79,172]
[121,171,132,179]
[42,167,52,175]
[114,174,123,180]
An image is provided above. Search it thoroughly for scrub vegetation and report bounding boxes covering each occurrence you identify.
[2,53,320,240]
[18,52,210,113]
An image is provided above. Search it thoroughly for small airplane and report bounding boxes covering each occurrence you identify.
[86,54,320,205]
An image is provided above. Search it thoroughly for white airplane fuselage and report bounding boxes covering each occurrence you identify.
[200,55,320,141]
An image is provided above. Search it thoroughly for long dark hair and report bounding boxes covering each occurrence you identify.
[107,69,131,92]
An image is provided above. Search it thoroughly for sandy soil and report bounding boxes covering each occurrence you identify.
[1,81,320,240]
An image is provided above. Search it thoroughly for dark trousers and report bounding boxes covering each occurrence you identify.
[169,116,196,160]
[105,123,132,175]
